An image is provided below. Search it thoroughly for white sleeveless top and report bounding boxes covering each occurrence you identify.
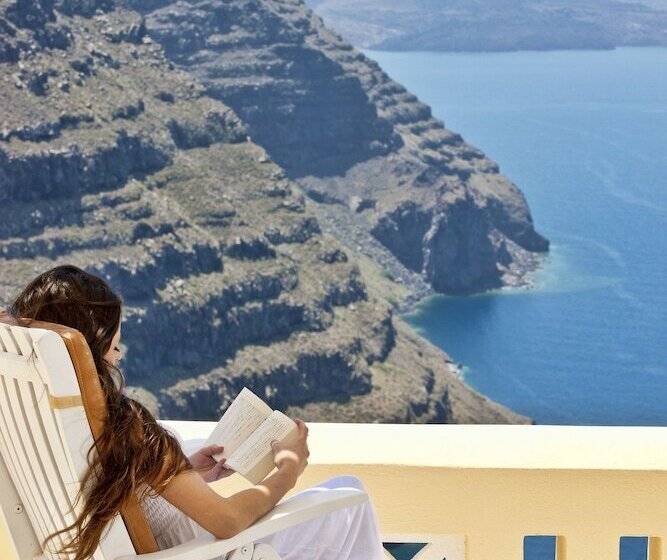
[139,490,205,549]
[136,424,212,551]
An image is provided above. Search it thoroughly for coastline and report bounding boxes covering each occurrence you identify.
[393,252,548,426]
[394,250,547,316]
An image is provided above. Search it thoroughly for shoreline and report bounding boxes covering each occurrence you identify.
[393,252,548,426]
[394,250,547,316]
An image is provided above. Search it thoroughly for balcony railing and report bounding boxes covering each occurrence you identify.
[2,422,666,560]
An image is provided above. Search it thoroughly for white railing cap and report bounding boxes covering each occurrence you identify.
[162,421,667,471]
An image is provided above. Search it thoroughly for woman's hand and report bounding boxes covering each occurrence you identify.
[188,444,235,483]
[270,418,310,483]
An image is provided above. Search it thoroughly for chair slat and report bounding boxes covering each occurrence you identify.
[0,352,44,384]
[9,325,35,358]
[0,376,51,544]
[34,385,79,485]
[30,330,83,482]
[13,327,50,386]
[29,328,82,399]
[22,381,78,527]
[51,405,97,483]
[0,325,21,355]
[2,375,64,552]
[64,481,82,504]
[0,413,45,554]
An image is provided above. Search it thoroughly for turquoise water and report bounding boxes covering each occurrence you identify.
[364,48,667,426]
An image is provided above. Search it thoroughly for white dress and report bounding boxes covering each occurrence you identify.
[138,431,385,560]
[139,475,386,560]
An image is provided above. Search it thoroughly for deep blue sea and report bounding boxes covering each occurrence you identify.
[364,47,667,426]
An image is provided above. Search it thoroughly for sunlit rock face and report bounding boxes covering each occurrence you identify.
[134,0,548,295]
[0,0,532,425]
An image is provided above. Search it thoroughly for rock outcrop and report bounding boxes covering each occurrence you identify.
[133,0,548,295]
[0,0,532,424]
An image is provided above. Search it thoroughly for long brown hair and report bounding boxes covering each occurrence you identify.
[9,265,191,559]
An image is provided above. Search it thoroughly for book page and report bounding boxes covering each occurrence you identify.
[225,410,298,484]
[204,387,273,462]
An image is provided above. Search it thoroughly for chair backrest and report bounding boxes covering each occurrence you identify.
[0,315,158,559]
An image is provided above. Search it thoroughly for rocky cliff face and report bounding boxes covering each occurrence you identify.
[0,0,530,424]
[131,0,548,296]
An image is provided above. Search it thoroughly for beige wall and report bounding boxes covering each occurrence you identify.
[296,465,666,560]
[0,510,18,560]
[212,423,667,559]
[0,450,31,560]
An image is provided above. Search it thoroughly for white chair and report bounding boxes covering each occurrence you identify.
[0,317,367,560]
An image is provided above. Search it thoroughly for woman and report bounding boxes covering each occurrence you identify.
[7,265,385,560]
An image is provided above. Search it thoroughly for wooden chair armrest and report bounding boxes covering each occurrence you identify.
[116,487,368,560]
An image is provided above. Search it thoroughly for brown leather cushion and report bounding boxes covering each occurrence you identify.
[0,312,159,554]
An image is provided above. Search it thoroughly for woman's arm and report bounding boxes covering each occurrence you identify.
[160,463,298,539]
[160,419,310,540]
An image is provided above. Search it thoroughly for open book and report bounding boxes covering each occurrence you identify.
[204,388,298,484]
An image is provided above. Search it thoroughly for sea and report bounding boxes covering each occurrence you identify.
[364,47,667,426]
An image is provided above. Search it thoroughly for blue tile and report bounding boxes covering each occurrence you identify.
[524,535,557,560]
[620,536,648,560]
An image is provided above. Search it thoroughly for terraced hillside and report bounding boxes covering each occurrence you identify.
[135,0,549,295]
[0,0,530,424]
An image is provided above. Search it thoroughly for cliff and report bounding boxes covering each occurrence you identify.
[134,0,549,298]
[0,0,532,424]
[306,0,667,52]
